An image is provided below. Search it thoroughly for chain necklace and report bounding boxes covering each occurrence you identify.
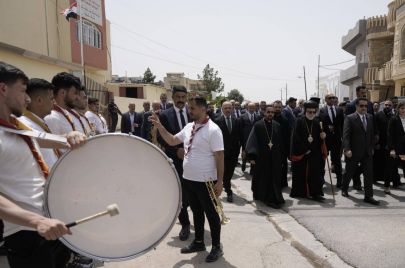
[263,119,274,150]
[304,119,314,143]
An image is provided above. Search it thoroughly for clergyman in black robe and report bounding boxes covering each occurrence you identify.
[246,105,285,208]
[290,101,326,202]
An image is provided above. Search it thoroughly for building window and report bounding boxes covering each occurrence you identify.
[119,87,144,99]
[76,21,102,49]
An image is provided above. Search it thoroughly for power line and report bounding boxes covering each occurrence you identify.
[320,58,355,67]
[319,66,343,71]
[110,21,298,82]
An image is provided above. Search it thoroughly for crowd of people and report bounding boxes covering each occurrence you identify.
[1,58,405,266]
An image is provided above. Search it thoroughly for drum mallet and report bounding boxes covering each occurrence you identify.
[66,204,120,228]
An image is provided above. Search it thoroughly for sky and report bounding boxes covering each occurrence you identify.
[105,0,390,102]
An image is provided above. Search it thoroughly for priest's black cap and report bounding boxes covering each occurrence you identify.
[309,97,321,104]
[304,100,319,109]
[172,85,187,94]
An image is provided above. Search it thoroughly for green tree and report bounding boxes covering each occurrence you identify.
[227,89,244,103]
[142,67,156,83]
[197,64,225,100]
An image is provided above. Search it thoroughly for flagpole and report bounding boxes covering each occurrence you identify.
[78,0,85,87]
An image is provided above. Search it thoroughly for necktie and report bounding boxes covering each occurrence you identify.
[226,117,232,133]
[250,113,254,124]
[362,115,367,130]
[330,107,336,123]
[179,109,186,129]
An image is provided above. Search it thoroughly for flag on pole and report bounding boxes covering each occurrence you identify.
[60,2,78,21]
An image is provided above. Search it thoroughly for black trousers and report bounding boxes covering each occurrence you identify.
[109,114,118,133]
[5,231,71,268]
[184,179,221,247]
[342,156,373,198]
[224,156,237,195]
[385,157,402,187]
[281,156,288,187]
[321,143,343,185]
[174,163,190,227]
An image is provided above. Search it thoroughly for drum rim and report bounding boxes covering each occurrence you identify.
[43,133,182,262]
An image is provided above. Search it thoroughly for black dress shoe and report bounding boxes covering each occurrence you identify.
[179,224,190,241]
[341,191,349,197]
[364,197,380,206]
[227,193,233,203]
[353,185,363,191]
[205,245,223,263]
[241,162,246,172]
[181,241,206,254]
[267,202,281,209]
[312,195,325,202]
[336,183,342,189]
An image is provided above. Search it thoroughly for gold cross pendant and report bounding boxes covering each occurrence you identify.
[268,141,273,150]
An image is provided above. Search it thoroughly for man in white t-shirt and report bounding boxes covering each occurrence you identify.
[19,78,60,169]
[0,62,86,267]
[151,96,225,263]
[85,97,108,135]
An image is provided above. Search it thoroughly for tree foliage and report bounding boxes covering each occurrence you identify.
[197,64,225,99]
[227,89,244,103]
[142,67,156,83]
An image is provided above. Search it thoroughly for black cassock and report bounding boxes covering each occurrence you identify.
[246,119,285,205]
[290,117,323,198]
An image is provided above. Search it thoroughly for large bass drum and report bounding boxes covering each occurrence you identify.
[43,134,181,262]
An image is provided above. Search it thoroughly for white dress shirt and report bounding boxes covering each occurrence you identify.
[174,106,188,129]
[85,111,108,134]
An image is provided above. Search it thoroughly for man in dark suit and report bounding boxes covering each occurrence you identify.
[120,103,142,136]
[234,101,243,118]
[158,86,191,240]
[240,102,260,172]
[215,101,242,202]
[341,98,379,205]
[319,94,344,187]
[282,97,297,130]
[141,101,160,142]
[374,100,394,183]
[160,93,173,111]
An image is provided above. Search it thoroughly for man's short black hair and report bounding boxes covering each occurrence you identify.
[88,97,99,105]
[0,61,28,85]
[355,97,368,105]
[356,85,366,93]
[26,78,54,97]
[172,85,187,95]
[51,72,81,95]
[189,95,208,108]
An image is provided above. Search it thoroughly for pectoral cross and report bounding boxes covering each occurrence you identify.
[268,141,273,150]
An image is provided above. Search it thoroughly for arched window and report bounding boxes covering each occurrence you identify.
[76,21,102,49]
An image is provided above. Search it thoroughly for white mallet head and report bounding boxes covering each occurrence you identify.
[107,204,120,217]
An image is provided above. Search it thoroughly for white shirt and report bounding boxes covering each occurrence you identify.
[175,119,224,182]
[19,115,59,169]
[45,109,74,135]
[0,130,45,237]
[85,111,108,134]
[401,117,405,132]
[80,114,92,134]
[129,112,135,132]
[174,106,188,129]
[327,105,336,123]
[67,109,85,134]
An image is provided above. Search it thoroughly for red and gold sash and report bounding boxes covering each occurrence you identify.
[0,117,49,179]
[53,104,76,131]
[67,108,88,135]
[23,111,62,158]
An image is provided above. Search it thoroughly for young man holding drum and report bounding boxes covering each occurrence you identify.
[0,62,86,268]
[151,96,225,263]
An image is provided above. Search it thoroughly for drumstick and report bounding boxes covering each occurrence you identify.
[66,204,120,228]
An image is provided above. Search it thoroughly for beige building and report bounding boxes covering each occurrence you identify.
[107,83,171,113]
[0,0,111,90]
[164,72,204,92]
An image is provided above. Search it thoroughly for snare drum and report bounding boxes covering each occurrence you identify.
[43,134,181,261]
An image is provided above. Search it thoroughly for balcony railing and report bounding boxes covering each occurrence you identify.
[364,59,393,85]
[387,0,405,32]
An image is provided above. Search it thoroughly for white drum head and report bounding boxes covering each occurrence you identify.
[44,134,181,261]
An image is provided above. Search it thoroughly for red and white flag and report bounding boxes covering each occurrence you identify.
[60,2,78,21]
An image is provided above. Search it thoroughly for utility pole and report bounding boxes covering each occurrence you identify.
[303,66,307,100]
[317,55,320,97]
[285,83,288,101]
[280,88,283,102]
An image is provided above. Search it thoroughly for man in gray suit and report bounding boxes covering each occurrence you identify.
[341,97,379,205]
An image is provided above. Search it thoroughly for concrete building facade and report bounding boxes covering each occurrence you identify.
[0,0,111,88]
[163,73,203,92]
[319,72,350,102]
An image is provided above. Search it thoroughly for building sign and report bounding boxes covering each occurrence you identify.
[80,0,103,26]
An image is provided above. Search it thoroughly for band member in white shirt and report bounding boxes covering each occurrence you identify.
[85,97,108,135]
[151,96,225,263]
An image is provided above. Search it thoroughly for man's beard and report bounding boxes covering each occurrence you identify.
[306,114,315,120]
[10,107,23,117]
